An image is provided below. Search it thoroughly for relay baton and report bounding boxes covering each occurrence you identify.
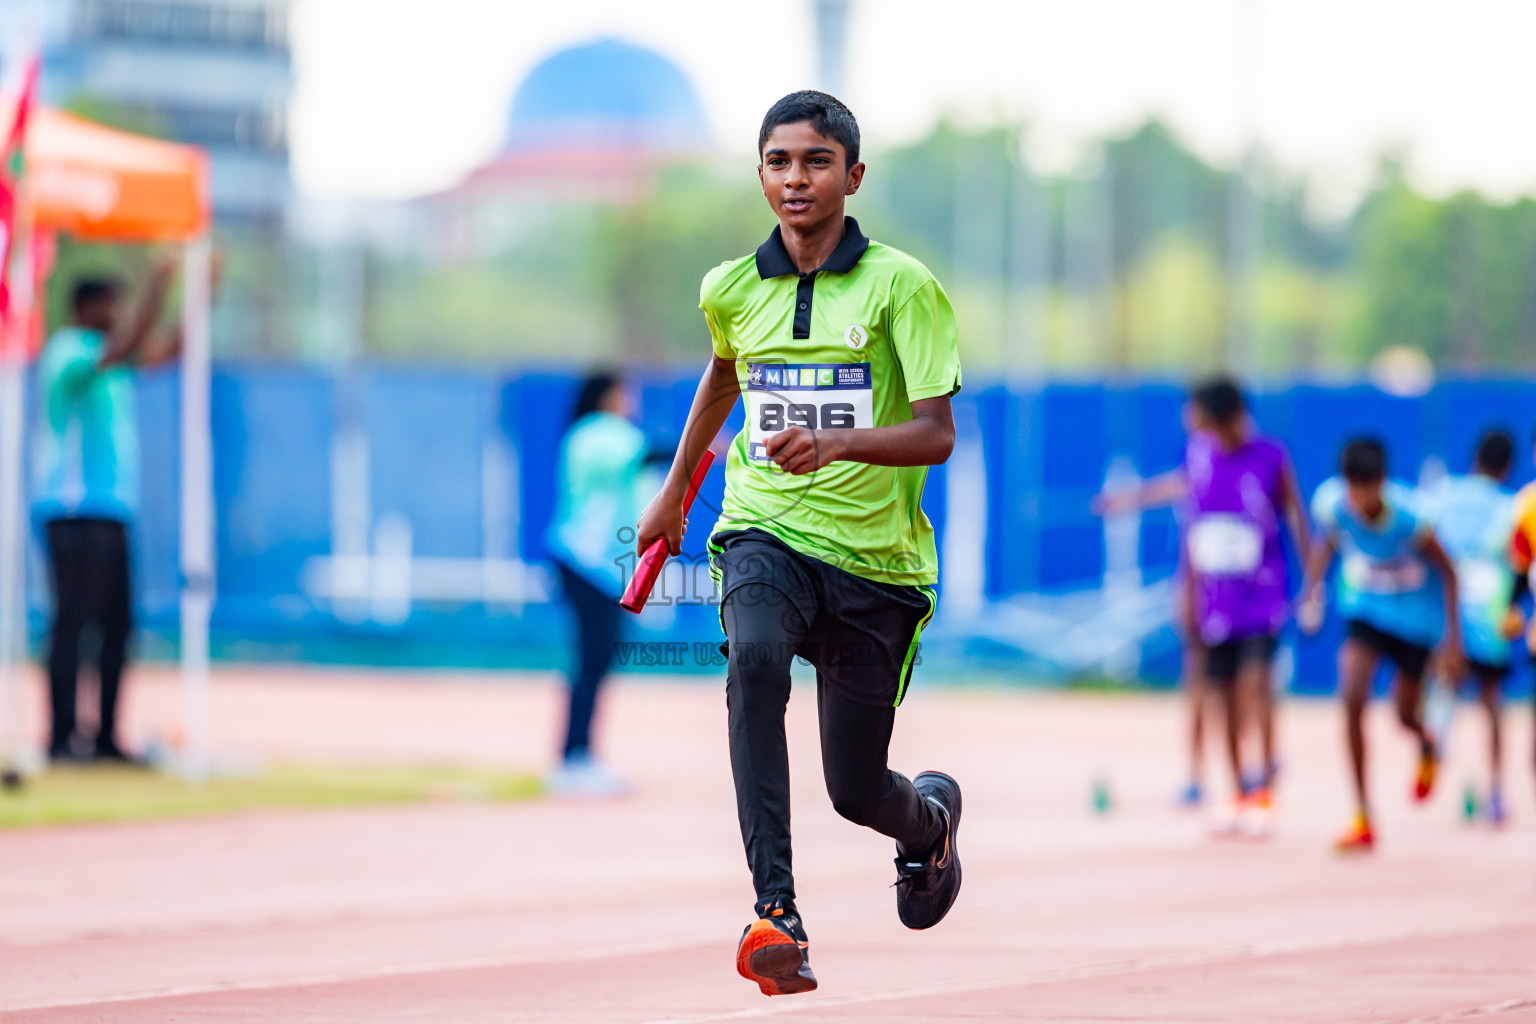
[620,449,715,614]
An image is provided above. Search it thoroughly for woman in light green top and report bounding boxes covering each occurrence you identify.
[544,371,662,796]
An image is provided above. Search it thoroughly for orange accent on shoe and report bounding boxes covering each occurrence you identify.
[1414,752,1437,802]
[1239,788,1276,838]
[1334,816,1375,853]
[736,919,816,997]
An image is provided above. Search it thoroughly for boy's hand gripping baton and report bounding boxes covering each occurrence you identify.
[620,450,714,614]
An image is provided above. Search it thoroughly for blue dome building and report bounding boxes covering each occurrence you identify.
[434,38,709,251]
[504,39,709,152]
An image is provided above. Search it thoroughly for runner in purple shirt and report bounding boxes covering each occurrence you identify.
[1183,380,1310,835]
[1098,378,1310,835]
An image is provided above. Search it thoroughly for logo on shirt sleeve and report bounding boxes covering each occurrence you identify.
[844,324,868,350]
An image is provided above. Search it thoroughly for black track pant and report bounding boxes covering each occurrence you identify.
[555,561,622,760]
[723,582,942,910]
[45,517,132,753]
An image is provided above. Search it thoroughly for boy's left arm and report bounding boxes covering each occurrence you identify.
[763,396,954,474]
[1420,532,1466,677]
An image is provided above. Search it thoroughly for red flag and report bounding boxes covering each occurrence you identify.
[24,229,53,358]
[0,53,39,350]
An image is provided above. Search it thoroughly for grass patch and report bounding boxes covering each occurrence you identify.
[1062,674,1147,693]
[0,763,542,829]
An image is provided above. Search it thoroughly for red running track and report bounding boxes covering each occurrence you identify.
[1,666,1534,1022]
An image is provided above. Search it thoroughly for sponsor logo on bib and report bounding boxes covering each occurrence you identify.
[744,362,874,464]
[1188,514,1263,576]
[844,324,868,350]
[1457,556,1506,606]
[1342,551,1429,595]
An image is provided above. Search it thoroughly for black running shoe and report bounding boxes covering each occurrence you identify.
[736,897,816,996]
[48,734,88,764]
[93,739,148,767]
[894,771,963,930]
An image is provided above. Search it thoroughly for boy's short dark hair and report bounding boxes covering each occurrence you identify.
[70,278,120,315]
[1191,376,1245,426]
[758,90,860,168]
[1474,428,1514,476]
[1341,437,1387,483]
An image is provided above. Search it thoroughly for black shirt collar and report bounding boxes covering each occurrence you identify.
[755,216,869,279]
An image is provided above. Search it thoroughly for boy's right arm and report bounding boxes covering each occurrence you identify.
[636,354,739,556]
[1419,532,1466,677]
[100,255,177,368]
[1091,469,1186,516]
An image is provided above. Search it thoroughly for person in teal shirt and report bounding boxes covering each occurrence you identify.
[1420,430,1519,824]
[544,371,663,797]
[32,261,180,763]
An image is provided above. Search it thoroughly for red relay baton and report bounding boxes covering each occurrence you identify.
[621,450,715,614]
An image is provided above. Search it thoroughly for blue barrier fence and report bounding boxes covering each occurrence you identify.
[23,365,1536,695]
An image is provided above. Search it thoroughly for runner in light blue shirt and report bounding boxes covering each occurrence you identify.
[1301,437,1462,852]
[1310,476,1443,649]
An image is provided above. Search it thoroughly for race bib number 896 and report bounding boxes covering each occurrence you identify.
[745,362,874,464]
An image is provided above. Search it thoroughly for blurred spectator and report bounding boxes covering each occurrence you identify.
[32,259,183,763]
[543,371,664,797]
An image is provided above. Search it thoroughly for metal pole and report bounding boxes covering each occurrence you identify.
[179,234,213,782]
[0,347,24,772]
[1227,0,1263,378]
[813,0,851,97]
[1009,154,1048,380]
[0,190,34,773]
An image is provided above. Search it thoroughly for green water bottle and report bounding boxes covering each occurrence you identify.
[1461,783,1478,823]
[1092,776,1112,816]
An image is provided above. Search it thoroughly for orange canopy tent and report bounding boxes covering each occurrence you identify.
[27,106,209,242]
[0,103,214,779]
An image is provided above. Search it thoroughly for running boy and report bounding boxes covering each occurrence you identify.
[1180,379,1309,835]
[637,91,962,997]
[1094,379,1309,831]
[1421,430,1518,824]
[1300,439,1463,852]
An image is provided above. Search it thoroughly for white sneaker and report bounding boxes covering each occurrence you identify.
[1209,796,1244,837]
[545,754,630,799]
[1238,791,1276,839]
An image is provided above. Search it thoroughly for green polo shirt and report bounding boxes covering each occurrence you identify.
[701,217,961,586]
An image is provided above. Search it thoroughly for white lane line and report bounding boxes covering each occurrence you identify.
[0,937,707,1015]
[1378,997,1536,1023]
[3,921,1527,1020]
[632,925,1533,1024]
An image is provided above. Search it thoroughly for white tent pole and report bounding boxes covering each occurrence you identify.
[179,233,213,782]
[0,0,38,779]
[0,198,36,774]
[0,344,25,772]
